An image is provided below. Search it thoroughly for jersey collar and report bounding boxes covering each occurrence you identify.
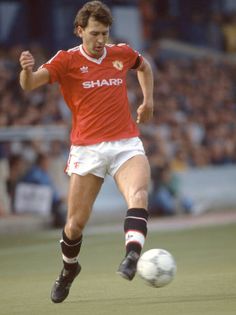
[79,45,107,64]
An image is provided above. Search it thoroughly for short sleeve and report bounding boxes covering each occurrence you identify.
[40,50,69,84]
[118,44,143,70]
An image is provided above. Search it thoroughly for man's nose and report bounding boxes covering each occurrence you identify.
[97,34,105,43]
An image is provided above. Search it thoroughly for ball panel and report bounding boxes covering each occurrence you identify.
[137,248,176,288]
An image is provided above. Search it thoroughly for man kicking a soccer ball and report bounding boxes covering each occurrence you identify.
[19,1,154,303]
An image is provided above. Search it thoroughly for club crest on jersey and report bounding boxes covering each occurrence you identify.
[80,66,88,73]
[112,60,123,70]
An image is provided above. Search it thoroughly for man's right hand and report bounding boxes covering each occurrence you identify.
[19,51,35,71]
[19,50,49,91]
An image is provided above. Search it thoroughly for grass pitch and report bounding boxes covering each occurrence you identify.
[0,222,236,315]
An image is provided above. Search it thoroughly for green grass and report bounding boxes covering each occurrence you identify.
[0,223,236,315]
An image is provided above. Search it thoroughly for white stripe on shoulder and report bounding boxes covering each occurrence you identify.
[67,45,81,52]
[46,50,63,64]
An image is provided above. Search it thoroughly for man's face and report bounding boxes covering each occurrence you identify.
[77,17,110,57]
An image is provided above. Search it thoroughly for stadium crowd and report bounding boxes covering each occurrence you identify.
[1,43,236,163]
[139,1,236,53]
[0,37,236,217]
[0,0,236,218]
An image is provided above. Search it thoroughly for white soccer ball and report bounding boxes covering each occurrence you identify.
[137,248,177,288]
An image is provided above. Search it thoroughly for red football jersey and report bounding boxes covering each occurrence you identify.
[42,44,143,145]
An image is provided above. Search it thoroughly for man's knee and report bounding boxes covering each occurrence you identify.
[65,217,85,239]
[129,188,148,208]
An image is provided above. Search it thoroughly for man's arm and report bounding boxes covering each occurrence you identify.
[19,51,50,91]
[136,57,154,124]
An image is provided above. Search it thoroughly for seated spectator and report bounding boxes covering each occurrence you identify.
[0,144,10,215]
[20,153,66,227]
[207,12,224,51]
[222,13,236,53]
[6,154,26,212]
[170,148,189,172]
[149,162,193,216]
[48,140,69,201]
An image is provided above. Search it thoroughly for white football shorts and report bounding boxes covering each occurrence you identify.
[65,137,145,178]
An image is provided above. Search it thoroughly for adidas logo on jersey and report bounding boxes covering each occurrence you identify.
[82,78,123,88]
[80,66,88,73]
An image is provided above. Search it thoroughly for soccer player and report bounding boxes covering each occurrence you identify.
[19,1,154,303]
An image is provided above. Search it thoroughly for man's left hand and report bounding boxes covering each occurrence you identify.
[136,102,153,124]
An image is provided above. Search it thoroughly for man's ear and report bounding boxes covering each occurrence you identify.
[77,26,83,38]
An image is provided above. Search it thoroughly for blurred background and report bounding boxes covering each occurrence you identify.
[0,0,236,229]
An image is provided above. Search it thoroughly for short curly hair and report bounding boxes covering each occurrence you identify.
[74,1,113,35]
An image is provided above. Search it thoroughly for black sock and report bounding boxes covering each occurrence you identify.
[60,230,82,271]
[124,208,148,256]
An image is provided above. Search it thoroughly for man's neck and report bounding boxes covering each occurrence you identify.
[82,45,103,59]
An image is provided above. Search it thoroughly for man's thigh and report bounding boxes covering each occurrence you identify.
[67,173,103,224]
[114,155,150,208]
